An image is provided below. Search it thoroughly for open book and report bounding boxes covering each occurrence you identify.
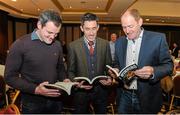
[106,64,138,84]
[74,75,108,85]
[44,82,76,95]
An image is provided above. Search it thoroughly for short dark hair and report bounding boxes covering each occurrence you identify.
[38,9,62,27]
[81,12,99,26]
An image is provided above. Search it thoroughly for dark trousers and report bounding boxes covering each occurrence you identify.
[117,89,141,114]
[21,94,62,114]
[73,85,108,114]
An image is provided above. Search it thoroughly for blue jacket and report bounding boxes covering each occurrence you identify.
[115,30,173,113]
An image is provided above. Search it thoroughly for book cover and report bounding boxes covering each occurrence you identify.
[106,64,138,84]
[74,75,108,85]
[44,82,76,95]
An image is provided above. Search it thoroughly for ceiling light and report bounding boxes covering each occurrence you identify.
[145,18,150,21]
[11,0,17,2]
[96,6,99,9]
[69,6,72,8]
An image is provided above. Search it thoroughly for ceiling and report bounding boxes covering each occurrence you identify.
[1,0,180,26]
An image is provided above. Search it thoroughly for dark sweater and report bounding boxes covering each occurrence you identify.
[4,32,65,94]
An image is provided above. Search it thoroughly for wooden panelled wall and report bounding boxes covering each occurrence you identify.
[58,24,122,44]
[0,11,180,64]
[0,10,8,64]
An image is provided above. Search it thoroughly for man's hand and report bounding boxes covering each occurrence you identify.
[35,81,61,97]
[99,77,112,86]
[108,68,119,80]
[76,81,93,90]
[63,78,71,82]
[134,66,154,79]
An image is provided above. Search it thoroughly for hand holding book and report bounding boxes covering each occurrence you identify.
[107,67,120,79]
[99,77,112,86]
[74,75,108,85]
[133,66,154,79]
[36,81,61,97]
[76,81,93,90]
[74,75,109,89]
[106,64,138,86]
[44,82,78,95]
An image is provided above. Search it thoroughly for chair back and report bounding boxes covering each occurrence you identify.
[173,75,180,96]
[0,75,6,108]
[0,64,5,77]
[0,104,20,114]
[161,76,174,93]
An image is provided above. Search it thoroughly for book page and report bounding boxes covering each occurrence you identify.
[106,64,138,83]
[119,64,138,78]
[91,75,108,84]
[106,65,120,76]
[44,82,75,95]
[74,77,91,84]
[74,76,108,84]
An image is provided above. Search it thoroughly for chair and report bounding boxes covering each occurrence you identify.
[169,75,180,111]
[0,64,11,105]
[0,88,20,114]
[106,84,117,114]
[0,75,6,108]
[0,103,20,114]
[0,64,5,76]
[0,64,21,114]
[107,102,115,114]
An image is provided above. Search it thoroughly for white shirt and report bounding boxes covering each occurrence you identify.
[126,29,143,89]
[83,36,96,50]
[109,41,115,61]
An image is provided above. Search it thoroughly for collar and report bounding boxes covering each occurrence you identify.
[126,28,144,43]
[83,36,96,47]
[31,29,40,41]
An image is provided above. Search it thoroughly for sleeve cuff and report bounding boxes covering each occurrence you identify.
[149,73,155,79]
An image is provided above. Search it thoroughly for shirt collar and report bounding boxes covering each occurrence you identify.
[83,36,96,47]
[31,29,40,41]
[126,28,144,43]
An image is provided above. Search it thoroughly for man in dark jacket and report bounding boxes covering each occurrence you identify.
[109,9,173,114]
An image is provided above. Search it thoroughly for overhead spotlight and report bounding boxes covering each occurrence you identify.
[11,0,17,2]
[145,18,150,21]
